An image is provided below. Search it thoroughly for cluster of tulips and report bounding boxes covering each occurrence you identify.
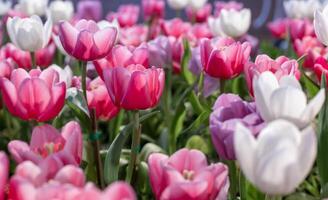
[0,0,328,199]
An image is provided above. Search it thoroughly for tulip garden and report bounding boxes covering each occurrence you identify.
[1,0,328,199]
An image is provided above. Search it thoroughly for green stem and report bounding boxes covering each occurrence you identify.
[265,195,282,200]
[224,160,238,200]
[197,72,204,97]
[31,52,36,68]
[164,68,174,154]
[220,79,225,94]
[126,111,141,184]
[239,171,247,200]
[81,61,87,101]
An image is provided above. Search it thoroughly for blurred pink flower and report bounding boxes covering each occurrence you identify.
[142,0,165,21]
[267,19,289,40]
[214,1,243,17]
[120,25,148,47]
[76,0,102,21]
[0,152,9,200]
[161,18,191,38]
[186,3,212,23]
[107,4,140,27]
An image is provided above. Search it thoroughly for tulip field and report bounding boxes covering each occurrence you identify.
[1,0,328,199]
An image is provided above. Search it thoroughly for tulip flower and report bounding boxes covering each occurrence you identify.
[119,25,148,47]
[76,0,102,21]
[93,44,149,79]
[284,0,320,20]
[253,71,325,128]
[58,19,118,61]
[14,0,48,16]
[0,43,31,68]
[0,59,14,78]
[313,57,328,86]
[106,4,140,28]
[0,0,11,16]
[234,120,317,195]
[148,36,172,69]
[103,64,164,110]
[161,18,191,38]
[0,152,8,200]
[0,68,66,122]
[142,0,165,21]
[186,4,212,23]
[167,0,189,10]
[314,4,328,46]
[200,37,251,79]
[48,64,73,88]
[214,1,243,17]
[8,121,82,166]
[35,42,56,67]
[210,94,264,160]
[187,23,213,44]
[244,55,300,96]
[267,19,289,40]
[48,0,74,24]
[7,15,52,52]
[289,19,315,41]
[148,148,229,200]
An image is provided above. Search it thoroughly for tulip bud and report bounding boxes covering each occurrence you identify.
[48,0,74,24]
[314,4,328,46]
[167,0,189,10]
[284,0,320,20]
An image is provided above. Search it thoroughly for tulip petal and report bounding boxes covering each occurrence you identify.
[73,30,93,61]
[30,124,62,150]
[38,68,59,88]
[279,75,302,90]
[300,89,325,127]
[8,141,32,163]
[0,78,19,116]
[10,68,31,89]
[167,148,208,172]
[59,21,78,55]
[54,165,85,187]
[42,18,53,48]
[314,10,328,46]
[148,153,168,199]
[103,182,136,200]
[61,121,83,164]
[93,27,117,58]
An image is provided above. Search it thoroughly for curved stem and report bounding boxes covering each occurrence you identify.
[81,61,87,101]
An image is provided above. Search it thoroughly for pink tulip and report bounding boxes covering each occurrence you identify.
[76,0,102,21]
[120,25,148,47]
[314,57,328,84]
[0,59,15,78]
[107,4,140,27]
[0,43,32,69]
[147,36,172,69]
[58,19,118,61]
[0,68,66,121]
[214,1,243,17]
[289,19,315,41]
[142,0,165,21]
[93,44,149,79]
[86,77,120,120]
[103,64,165,110]
[2,9,27,25]
[0,152,9,200]
[8,121,82,167]
[200,37,251,79]
[186,23,212,45]
[161,18,191,38]
[148,148,229,200]
[35,42,56,68]
[169,37,184,74]
[267,19,289,40]
[186,4,212,23]
[244,54,300,96]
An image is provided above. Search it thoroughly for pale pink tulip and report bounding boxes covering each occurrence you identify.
[119,25,148,47]
[161,18,191,38]
[0,58,15,78]
[106,4,140,27]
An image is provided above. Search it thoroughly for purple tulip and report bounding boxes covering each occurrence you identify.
[76,0,102,21]
[148,36,172,68]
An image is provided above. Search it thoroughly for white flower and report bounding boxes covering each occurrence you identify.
[209,9,251,38]
[253,71,325,128]
[0,0,12,16]
[234,120,317,195]
[314,4,328,46]
[167,0,189,10]
[7,15,52,52]
[189,0,207,11]
[48,64,73,87]
[15,0,48,16]
[48,0,74,24]
[284,0,321,19]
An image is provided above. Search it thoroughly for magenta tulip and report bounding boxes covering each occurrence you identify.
[0,68,66,121]
[103,64,165,110]
[267,19,289,40]
[200,37,251,79]
[8,121,82,166]
[58,19,118,61]
[0,59,15,78]
[0,43,32,69]
[148,148,229,200]
[161,18,191,38]
[186,4,212,23]
[0,152,8,200]
[142,0,165,21]
[106,4,140,28]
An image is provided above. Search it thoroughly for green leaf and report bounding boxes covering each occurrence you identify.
[301,71,320,98]
[181,38,194,85]
[185,135,209,154]
[140,143,165,162]
[285,193,317,200]
[103,111,159,184]
[188,91,205,115]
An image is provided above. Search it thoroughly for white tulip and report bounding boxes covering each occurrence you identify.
[284,0,321,19]
[48,0,74,24]
[0,0,12,16]
[189,0,207,11]
[219,8,251,38]
[7,15,52,52]
[253,71,325,128]
[167,0,189,10]
[207,17,225,37]
[314,4,328,46]
[15,0,48,16]
[48,64,73,88]
[234,120,317,195]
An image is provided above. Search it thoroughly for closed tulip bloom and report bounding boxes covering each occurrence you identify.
[0,59,15,78]
[210,94,264,160]
[284,0,320,20]
[0,0,12,16]
[58,19,118,61]
[313,57,328,85]
[119,25,148,47]
[253,71,325,128]
[267,19,289,39]
[0,43,31,69]
[289,19,314,41]
[161,18,191,38]
[93,44,149,79]
[148,36,172,68]
[14,0,48,16]
[106,4,140,28]
[234,120,317,195]
[214,1,243,17]
[8,121,82,166]
[167,0,189,10]
[244,55,300,96]
[186,4,212,23]
[148,148,229,200]
[200,37,251,79]
[314,4,328,46]
[103,64,164,110]
[48,64,73,88]
[142,0,165,21]
[76,0,102,21]
[48,0,74,24]
[35,42,56,68]
[218,8,251,38]
[7,15,52,52]
[0,68,66,122]
[0,152,8,200]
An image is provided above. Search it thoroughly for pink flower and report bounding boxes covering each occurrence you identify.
[267,19,289,39]
[0,152,9,200]
[214,1,243,17]
[2,9,27,25]
[161,18,191,38]
[58,19,118,61]
[169,37,184,74]
[200,37,251,79]
[93,44,149,79]
[289,19,315,41]
[86,77,120,120]
[119,25,148,47]
[186,23,213,45]
[186,4,212,23]
[76,0,102,21]
[103,64,165,110]
[8,121,82,167]
[148,148,229,200]
[35,42,56,68]
[107,4,140,27]
[0,43,32,69]
[0,68,66,121]
[142,0,165,21]
[244,54,300,96]
[314,57,328,84]
[0,59,15,78]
